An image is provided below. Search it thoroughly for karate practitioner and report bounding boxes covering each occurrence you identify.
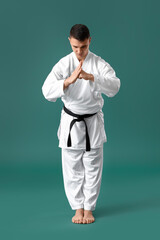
[42,24,121,224]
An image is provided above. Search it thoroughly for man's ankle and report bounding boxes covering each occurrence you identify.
[76,208,83,212]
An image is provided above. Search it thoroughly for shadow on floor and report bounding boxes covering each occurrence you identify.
[94,197,160,218]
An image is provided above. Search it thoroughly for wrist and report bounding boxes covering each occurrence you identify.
[64,78,71,90]
[88,74,94,81]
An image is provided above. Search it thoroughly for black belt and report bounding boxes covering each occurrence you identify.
[63,105,97,151]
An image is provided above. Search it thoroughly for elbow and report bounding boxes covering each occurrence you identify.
[42,85,48,100]
[41,85,57,102]
[107,78,121,98]
[42,85,46,98]
[116,77,121,94]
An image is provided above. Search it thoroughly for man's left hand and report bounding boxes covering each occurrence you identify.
[79,70,94,81]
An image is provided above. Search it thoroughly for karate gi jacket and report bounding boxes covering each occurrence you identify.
[42,49,121,150]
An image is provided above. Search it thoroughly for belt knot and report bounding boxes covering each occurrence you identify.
[63,105,97,151]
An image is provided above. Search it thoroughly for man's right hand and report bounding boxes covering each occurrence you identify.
[69,61,83,84]
[63,61,83,90]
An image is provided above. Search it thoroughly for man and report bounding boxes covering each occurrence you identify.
[42,24,120,224]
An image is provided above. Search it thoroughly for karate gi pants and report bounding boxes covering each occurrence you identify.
[61,145,103,211]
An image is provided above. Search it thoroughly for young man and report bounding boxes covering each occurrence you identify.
[42,24,120,224]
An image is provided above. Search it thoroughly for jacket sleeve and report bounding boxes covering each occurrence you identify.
[89,58,121,97]
[42,60,67,102]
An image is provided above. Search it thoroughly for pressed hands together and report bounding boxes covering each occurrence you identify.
[63,60,94,90]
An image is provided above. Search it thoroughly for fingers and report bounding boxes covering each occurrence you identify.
[79,61,83,67]
[78,65,82,70]
[77,67,82,75]
[75,62,83,77]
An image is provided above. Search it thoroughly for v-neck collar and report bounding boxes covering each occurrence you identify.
[72,50,91,67]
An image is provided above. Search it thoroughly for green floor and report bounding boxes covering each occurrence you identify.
[1,160,160,240]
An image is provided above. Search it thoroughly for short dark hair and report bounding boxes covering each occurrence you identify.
[69,24,90,41]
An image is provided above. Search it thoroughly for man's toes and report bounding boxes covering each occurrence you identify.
[86,218,94,224]
[79,219,82,224]
[72,217,77,223]
[91,218,95,223]
[72,218,83,224]
[83,218,87,224]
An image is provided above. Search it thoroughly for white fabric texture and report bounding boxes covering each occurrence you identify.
[42,49,121,150]
[61,146,103,211]
[57,108,106,149]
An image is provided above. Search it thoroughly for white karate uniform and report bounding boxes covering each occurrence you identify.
[61,146,103,211]
[42,49,120,210]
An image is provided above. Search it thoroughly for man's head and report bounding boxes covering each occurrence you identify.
[68,24,91,61]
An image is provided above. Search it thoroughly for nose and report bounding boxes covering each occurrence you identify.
[77,49,82,55]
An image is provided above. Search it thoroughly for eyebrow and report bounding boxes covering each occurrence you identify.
[73,45,87,48]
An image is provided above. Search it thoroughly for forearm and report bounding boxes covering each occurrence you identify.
[90,73,120,97]
[42,69,66,102]
[87,74,94,82]
[63,77,72,90]
[63,73,94,90]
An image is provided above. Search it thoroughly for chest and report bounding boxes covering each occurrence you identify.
[66,58,99,78]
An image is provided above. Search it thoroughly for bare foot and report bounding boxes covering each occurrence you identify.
[72,208,84,224]
[83,210,95,224]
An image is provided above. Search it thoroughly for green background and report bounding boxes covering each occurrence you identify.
[0,0,160,239]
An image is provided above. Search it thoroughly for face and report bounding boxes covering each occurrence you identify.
[68,36,91,61]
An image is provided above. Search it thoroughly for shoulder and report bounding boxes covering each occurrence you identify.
[58,52,72,66]
[90,50,112,69]
[53,52,71,70]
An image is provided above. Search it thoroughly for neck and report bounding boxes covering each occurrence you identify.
[78,50,89,62]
